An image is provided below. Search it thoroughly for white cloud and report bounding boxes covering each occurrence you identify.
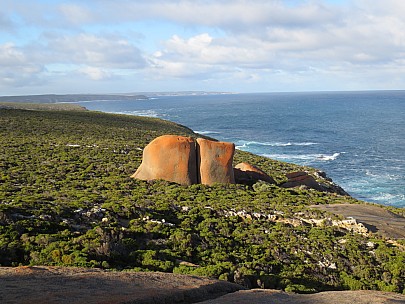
[58,3,95,25]
[0,31,146,90]
[42,32,146,69]
[2,0,405,93]
[97,0,340,31]
[151,33,270,72]
[0,43,44,87]
[78,66,114,80]
[0,43,25,66]
[0,12,15,31]
[144,0,405,86]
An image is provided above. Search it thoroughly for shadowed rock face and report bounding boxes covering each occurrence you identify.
[197,138,235,185]
[234,162,276,185]
[131,135,198,185]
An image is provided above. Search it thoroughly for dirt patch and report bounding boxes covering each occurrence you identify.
[311,203,405,239]
[200,289,405,304]
[0,266,243,304]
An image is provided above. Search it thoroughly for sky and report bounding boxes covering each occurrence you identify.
[1,0,405,95]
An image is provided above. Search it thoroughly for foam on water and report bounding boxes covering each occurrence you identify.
[340,168,405,207]
[235,140,318,149]
[195,130,221,135]
[317,153,341,161]
[261,152,341,164]
[107,110,161,117]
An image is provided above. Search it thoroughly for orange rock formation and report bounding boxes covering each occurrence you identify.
[197,138,235,185]
[131,135,198,185]
[234,162,275,184]
[132,135,274,186]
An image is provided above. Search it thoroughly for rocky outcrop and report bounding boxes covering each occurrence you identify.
[314,171,350,196]
[281,171,324,191]
[131,135,198,185]
[131,136,350,196]
[0,266,245,304]
[3,266,404,304]
[234,162,275,185]
[132,135,236,186]
[280,171,350,196]
[201,289,405,304]
[197,138,235,185]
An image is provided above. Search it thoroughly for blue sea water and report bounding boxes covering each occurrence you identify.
[79,91,405,208]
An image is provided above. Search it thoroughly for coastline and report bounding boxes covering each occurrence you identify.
[1,103,404,297]
[1,99,404,207]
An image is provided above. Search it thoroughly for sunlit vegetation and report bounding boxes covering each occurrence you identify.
[0,101,88,111]
[0,107,404,294]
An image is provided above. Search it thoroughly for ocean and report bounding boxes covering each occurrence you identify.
[79,91,405,208]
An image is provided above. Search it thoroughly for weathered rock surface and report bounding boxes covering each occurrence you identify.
[281,171,324,191]
[281,171,350,196]
[234,162,275,185]
[200,289,405,304]
[132,135,237,186]
[0,266,244,304]
[313,171,350,196]
[197,138,235,185]
[131,135,198,185]
[2,267,405,304]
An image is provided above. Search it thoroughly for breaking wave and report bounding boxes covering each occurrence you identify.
[195,130,221,135]
[261,152,341,163]
[340,168,405,207]
[317,153,341,161]
[109,110,161,118]
[236,140,318,150]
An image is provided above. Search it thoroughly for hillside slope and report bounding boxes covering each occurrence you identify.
[0,107,404,294]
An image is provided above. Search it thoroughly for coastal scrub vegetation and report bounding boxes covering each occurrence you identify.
[0,106,404,294]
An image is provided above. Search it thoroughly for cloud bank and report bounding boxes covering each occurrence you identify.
[1,0,405,94]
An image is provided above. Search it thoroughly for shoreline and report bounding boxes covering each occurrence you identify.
[1,101,404,208]
[1,105,404,297]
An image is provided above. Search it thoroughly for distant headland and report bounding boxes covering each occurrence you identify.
[0,91,235,103]
[0,93,148,103]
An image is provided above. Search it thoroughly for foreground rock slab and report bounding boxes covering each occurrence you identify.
[200,289,405,304]
[0,266,243,304]
[2,267,404,304]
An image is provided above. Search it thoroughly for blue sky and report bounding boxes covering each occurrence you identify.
[1,0,404,94]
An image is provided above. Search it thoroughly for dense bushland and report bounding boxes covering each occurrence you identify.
[0,107,404,293]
